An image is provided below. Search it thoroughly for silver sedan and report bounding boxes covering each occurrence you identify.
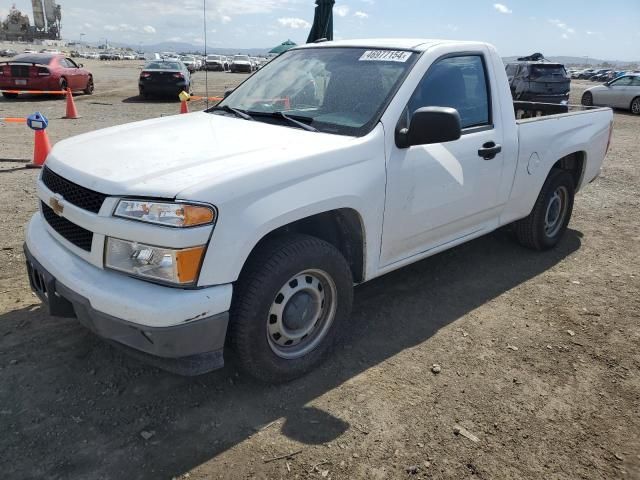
[581,74,640,114]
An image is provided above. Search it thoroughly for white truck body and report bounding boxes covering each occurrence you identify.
[24,39,613,377]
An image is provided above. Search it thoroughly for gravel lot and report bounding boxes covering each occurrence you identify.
[0,62,639,480]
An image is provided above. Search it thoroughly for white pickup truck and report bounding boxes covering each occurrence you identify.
[24,39,613,381]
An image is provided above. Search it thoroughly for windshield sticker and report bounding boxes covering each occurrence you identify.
[359,50,412,63]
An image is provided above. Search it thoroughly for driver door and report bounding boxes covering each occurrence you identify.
[380,53,506,266]
[59,58,79,89]
[599,76,633,107]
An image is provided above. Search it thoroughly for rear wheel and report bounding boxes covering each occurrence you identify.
[581,91,593,106]
[631,97,640,115]
[2,92,18,99]
[514,170,575,251]
[59,77,68,92]
[230,234,353,383]
[83,76,94,95]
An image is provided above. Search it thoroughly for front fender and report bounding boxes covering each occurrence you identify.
[195,126,387,286]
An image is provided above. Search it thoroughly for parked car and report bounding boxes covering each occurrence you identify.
[582,73,640,114]
[204,55,225,71]
[0,53,94,98]
[138,59,192,99]
[586,69,609,81]
[25,39,613,381]
[505,58,570,103]
[180,55,198,73]
[230,54,252,73]
[576,69,595,79]
[0,48,18,57]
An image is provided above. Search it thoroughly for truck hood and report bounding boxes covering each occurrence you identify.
[45,112,355,199]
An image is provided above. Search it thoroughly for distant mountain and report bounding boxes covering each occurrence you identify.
[502,55,639,67]
[91,40,271,56]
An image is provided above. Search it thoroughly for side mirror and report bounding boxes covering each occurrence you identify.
[78,63,84,68]
[224,89,234,99]
[396,107,462,149]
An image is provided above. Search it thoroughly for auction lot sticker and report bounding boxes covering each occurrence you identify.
[359,50,412,62]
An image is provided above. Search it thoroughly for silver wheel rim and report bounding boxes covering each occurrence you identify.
[267,269,337,359]
[632,99,640,114]
[544,186,569,238]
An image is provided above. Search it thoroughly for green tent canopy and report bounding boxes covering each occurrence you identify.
[307,0,335,43]
[269,39,298,54]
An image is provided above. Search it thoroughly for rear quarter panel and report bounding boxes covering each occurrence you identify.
[500,107,613,224]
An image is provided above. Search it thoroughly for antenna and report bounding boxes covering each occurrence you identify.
[203,0,209,110]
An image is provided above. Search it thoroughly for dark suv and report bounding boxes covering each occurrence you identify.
[505,54,570,104]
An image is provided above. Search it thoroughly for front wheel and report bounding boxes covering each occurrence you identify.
[59,77,68,92]
[514,170,575,250]
[230,234,353,383]
[581,91,593,106]
[631,97,640,115]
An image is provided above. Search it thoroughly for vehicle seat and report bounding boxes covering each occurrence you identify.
[323,65,385,117]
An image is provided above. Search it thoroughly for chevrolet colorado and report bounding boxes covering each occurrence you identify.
[24,39,613,381]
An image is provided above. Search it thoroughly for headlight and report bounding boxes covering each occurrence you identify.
[114,200,215,228]
[105,237,206,285]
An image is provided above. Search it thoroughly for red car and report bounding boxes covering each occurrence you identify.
[0,53,94,99]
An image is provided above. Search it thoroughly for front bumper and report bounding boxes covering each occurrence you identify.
[24,213,233,374]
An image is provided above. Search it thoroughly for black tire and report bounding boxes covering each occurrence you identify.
[83,76,94,95]
[581,91,593,106]
[514,169,575,251]
[230,234,353,383]
[2,92,18,99]
[631,97,640,115]
[59,77,68,92]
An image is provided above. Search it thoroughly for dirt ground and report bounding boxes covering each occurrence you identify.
[0,62,639,480]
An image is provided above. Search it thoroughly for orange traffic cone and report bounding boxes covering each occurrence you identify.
[27,129,52,169]
[63,88,80,119]
[179,91,190,114]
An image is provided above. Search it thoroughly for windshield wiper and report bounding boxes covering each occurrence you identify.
[210,105,254,121]
[247,111,318,132]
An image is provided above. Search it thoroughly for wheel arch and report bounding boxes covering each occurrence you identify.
[551,151,586,191]
[240,208,366,284]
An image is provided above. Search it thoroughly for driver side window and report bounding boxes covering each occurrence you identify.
[611,76,632,87]
[406,55,491,130]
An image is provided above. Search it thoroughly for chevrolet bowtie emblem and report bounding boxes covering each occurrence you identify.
[49,195,64,216]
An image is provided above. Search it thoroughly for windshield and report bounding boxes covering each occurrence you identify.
[234,55,250,61]
[216,47,417,136]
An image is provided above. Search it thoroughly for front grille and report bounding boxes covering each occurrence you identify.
[41,201,93,252]
[41,167,107,214]
[11,65,29,78]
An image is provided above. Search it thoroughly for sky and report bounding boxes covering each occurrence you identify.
[2,0,639,60]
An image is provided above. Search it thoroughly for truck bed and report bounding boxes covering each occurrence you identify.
[501,102,613,225]
[513,101,609,122]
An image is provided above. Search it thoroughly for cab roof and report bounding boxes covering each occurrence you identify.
[295,38,489,52]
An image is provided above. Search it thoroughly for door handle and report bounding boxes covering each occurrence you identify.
[478,141,502,160]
